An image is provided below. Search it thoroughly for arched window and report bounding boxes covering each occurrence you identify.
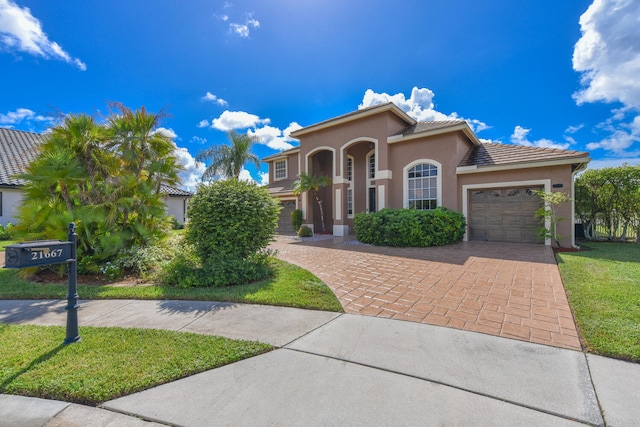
[407,163,438,210]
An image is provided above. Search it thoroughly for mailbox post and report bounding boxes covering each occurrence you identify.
[64,223,80,344]
[4,223,80,344]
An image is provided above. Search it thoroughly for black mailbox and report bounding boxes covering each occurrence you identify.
[4,240,73,269]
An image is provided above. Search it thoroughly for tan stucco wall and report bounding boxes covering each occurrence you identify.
[387,133,473,210]
[298,111,408,177]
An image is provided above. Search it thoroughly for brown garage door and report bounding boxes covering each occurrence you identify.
[277,200,297,234]
[469,187,543,243]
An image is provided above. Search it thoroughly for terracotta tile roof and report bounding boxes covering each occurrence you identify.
[266,179,296,196]
[458,142,590,168]
[0,128,44,186]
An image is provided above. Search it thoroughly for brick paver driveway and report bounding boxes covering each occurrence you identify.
[270,236,581,350]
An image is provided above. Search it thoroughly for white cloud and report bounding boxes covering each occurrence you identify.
[510,126,571,150]
[202,91,228,107]
[238,168,254,183]
[229,14,260,38]
[154,127,177,139]
[0,0,86,70]
[190,136,207,145]
[572,0,640,157]
[154,128,204,190]
[247,121,301,151]
[0,107,54,127]
[573,0,640,107]
[359,87,489,132]
[211,110,270,131]
[586,113,640,154]
[237,168,269,185]
[565,124,585,134]
[171,142,206,191]
[197,119,209,128]
[258,171,269,185]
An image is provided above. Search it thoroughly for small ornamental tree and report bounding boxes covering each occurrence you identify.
[186,179,280,264]
[293,173,332,233]
[291,209,303,232]
[533,190,571,248]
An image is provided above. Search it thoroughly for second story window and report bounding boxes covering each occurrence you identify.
[274,159,287,180]
[347,157,353,182]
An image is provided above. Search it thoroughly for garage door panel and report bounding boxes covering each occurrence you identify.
[470,186,543,244]
[277,200,296,234]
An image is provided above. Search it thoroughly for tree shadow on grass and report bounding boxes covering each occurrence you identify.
[0,339,65,393]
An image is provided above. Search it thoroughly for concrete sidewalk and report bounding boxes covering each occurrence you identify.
[1,299,639,426]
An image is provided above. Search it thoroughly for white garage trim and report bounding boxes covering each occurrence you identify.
[462,179,551,245]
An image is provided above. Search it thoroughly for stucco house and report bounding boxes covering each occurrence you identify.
[0,127,191,226]
[263,103,590,247]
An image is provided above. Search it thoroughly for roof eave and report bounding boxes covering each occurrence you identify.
[262,148,300,162]
[290,103,415,138]
[456,156,592,174]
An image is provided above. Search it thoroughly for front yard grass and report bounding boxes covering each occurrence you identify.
[0,324,271,406]
[0,258,343,312]
[557,242,640,362]
[0,240,17,251]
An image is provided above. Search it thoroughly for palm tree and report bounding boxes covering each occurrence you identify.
[293,172,332,233]
[196,130,260,180]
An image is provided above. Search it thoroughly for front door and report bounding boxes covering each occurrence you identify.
[368,187,376,213]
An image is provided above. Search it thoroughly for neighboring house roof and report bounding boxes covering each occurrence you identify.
[0,127,192,195]
[160,184,192,197]
[290,103,416,138]
[458,142,590,172]
[0,128,44,186]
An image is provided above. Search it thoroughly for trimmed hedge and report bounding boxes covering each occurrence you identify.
[354,207,466,247]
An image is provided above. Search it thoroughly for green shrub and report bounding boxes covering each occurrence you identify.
[0,223,15,240]
[186,180,280,264]
[298,225,313,238]
[160,242,274,288]
[114,234,181,280]
[291,209,303,232]
[354,207,466,247]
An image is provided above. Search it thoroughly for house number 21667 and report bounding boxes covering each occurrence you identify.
[31,249,65,260]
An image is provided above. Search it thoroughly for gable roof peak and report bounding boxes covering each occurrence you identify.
[290,102,415,138]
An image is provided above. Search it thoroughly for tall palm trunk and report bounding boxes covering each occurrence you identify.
[313,192,327,233]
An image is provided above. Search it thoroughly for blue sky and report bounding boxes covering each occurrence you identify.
[1,0,639,189]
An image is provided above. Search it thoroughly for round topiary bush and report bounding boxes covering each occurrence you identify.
[186,179,281,264]
[298,225,313,238]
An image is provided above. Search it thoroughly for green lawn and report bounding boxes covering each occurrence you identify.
[0,240,17,251]
[0,324,271,405]
[0,258,343,312]
[557,242,640,362]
